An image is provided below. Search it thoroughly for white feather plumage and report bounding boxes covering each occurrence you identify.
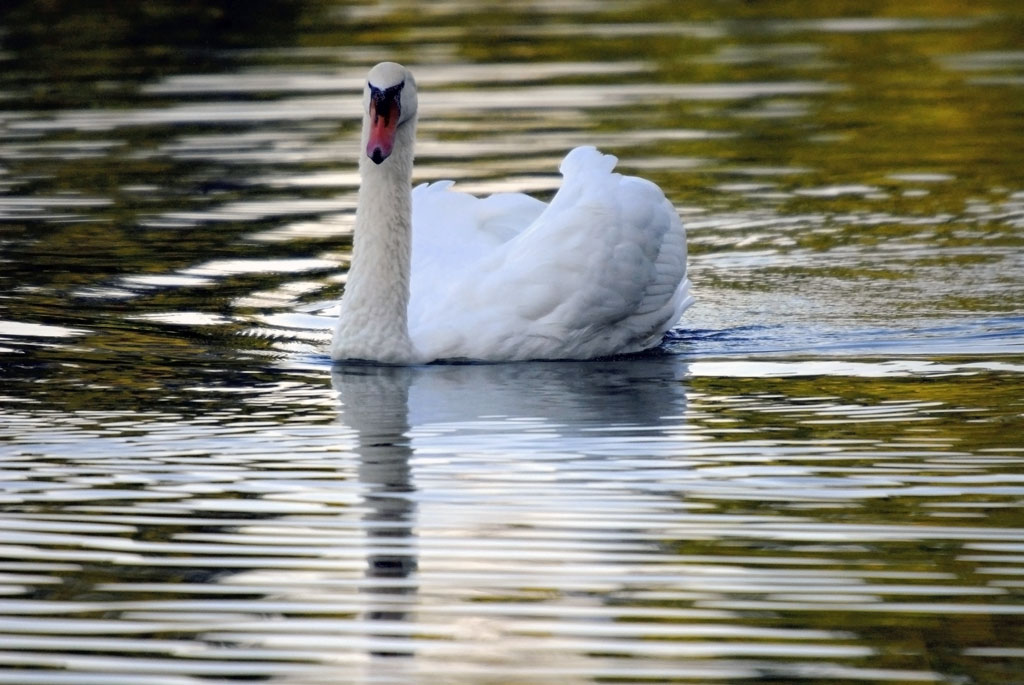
[332,63,692,364]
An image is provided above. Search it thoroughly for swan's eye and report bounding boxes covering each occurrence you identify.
[369,82,404,125]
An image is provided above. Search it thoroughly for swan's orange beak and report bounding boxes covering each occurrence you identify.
[367,98,400,165]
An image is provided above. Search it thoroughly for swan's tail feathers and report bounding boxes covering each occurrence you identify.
[672,278,695,324]
[559,146,618,178]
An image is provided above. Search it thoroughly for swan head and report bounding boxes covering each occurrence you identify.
[364,62,418,165]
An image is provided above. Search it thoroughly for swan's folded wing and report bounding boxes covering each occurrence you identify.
[411,147,691,361]
[410,181,545,298]
[504,147,690,355]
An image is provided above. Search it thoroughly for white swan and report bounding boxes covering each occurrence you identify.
[331,62,693,364]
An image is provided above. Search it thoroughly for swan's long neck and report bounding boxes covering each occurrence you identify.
[332,116,419,363]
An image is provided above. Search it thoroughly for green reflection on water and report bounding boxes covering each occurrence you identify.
[692,366,1024,461]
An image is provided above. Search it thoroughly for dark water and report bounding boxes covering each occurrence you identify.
[2,1,1023,683]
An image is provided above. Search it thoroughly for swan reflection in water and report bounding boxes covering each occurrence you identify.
[332,362,418,658]
[333,354,691,430]
[330,354,691,668]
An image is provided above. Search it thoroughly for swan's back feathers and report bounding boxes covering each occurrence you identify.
[411,181,545,293]
[408,146,691,361]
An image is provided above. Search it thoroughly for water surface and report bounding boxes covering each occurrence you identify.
[1,1,1023,683]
